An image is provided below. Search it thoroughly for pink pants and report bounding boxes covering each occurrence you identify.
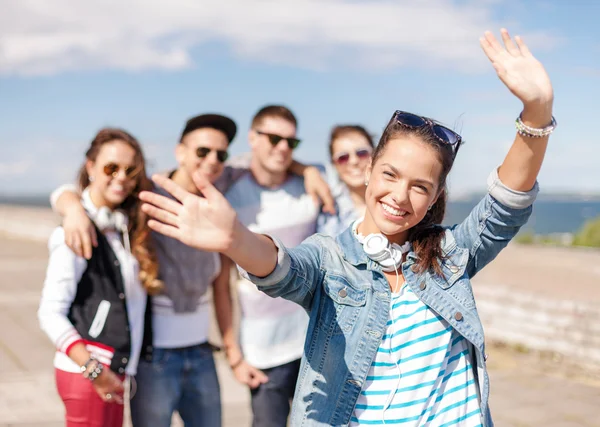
[55,368,124,427]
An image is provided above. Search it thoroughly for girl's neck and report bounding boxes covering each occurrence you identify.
[88,186,116,211]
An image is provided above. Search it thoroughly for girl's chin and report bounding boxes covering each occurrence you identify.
[374,215,412,237]
[106,193,128,207]
[343,179,366,190]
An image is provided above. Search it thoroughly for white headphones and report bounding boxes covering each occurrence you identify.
[94,207,128,232]
[352,219,411,273]
[92,207,131,253]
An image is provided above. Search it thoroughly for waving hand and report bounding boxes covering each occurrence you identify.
[480,28,553,107]
[140,174,237,253]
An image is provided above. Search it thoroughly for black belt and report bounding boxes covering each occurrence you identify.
[167,341,221,352]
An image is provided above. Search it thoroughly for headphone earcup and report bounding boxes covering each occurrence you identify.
[94,207,112,230]
[377,247,403,272]
[362,234,403,273]
[113,210,127,231]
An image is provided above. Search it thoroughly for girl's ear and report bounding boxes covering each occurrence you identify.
[365,163,372,185]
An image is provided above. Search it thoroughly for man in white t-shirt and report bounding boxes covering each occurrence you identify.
[225,105,320,427]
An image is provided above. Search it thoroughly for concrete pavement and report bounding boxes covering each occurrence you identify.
[1,234,599,426]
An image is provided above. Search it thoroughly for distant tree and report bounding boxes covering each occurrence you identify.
[572,216,600,248]
[515,231,535,244]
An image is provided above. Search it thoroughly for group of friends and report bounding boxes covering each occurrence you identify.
[37,29,556,427]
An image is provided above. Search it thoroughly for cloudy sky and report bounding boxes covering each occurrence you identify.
[1,0,598,197]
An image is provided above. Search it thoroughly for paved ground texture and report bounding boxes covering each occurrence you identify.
[1,235,599,426]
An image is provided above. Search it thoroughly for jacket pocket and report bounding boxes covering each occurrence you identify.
[321,273,367,335]
[88,300,111,338]
[435,246,469,289]
[324,274,367,306]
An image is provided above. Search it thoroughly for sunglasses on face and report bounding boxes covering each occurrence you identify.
[103,163,142,179]
[255,130,301,150]
[392,110,463,158]
[333,148,373,165]
[196,147,229,163]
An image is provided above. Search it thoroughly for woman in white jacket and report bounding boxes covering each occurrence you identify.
[38,128,159,426]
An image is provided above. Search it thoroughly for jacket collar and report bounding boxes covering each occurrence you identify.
[336,226,369,266]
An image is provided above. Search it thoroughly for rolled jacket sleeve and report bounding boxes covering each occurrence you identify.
[487,167,539,209]
[237,235,292,287]
[237,234,324,312]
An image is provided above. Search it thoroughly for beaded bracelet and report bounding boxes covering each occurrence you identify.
[515,114,557,138]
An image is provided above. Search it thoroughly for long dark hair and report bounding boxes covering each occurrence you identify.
[371,121,456,276]
[77,128,162,295]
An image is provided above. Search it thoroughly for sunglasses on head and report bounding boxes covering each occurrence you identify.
[103,163,142,179]
[196,147,229,163]
[392,111,463,157]
[255,130,301,150]
[333,147,373,165]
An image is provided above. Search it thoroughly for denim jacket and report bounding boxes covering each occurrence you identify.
[240,168,538,427]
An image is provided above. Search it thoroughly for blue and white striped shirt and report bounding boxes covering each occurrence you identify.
[350,285,483,426]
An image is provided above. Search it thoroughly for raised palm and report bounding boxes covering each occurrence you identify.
[140,174,237,253]
[480,29,553,106]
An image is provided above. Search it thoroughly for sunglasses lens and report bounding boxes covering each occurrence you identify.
[267,135,283,146]
[196,147,210,158]
[335,153,350,164]
[103,164,119,177]
[433,125,459,145]
[125,166,138,178]
[287,138,301,150]
[356,149,372,160]
[395,112,427,127]
[217,151,229,163]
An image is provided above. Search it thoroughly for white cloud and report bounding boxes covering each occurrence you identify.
[0,0,561,76]
[0,159,33,176]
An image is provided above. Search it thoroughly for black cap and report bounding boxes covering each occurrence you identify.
[180,113,237,144]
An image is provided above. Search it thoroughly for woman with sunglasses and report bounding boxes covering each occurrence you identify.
[38,128,159,426]
[319,125,375,237]
[139,30,554,426]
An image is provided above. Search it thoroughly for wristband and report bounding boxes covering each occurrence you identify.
[81,356,104,382]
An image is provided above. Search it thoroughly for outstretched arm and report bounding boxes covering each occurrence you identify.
[452,29,555,276]
[481,29,554,191]
[140,174,278,278]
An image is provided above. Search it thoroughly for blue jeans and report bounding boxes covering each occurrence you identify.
[250,359,301,427]
[130,343,221,427]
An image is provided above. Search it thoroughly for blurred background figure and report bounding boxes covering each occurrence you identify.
[318,125,375,237]
[225,105,320,427]
[37,128,158,426]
